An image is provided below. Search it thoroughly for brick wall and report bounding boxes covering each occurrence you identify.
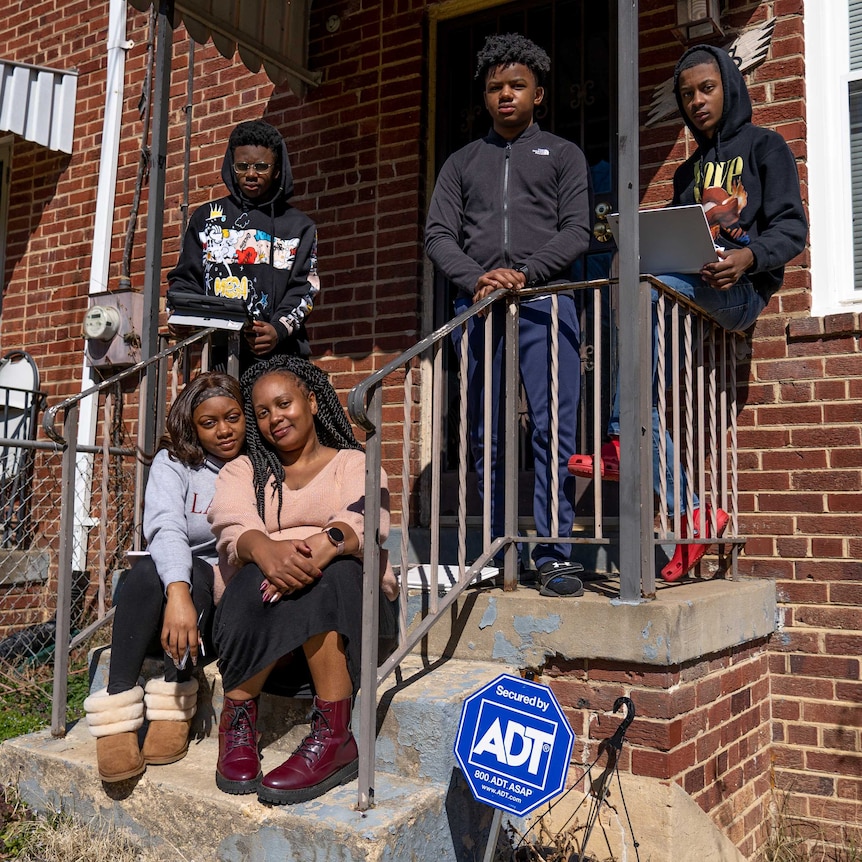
[615,1,861,852]
[548,641,773,858]
[635,1,861,852]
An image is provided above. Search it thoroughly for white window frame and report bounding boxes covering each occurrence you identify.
[806,1,861,316]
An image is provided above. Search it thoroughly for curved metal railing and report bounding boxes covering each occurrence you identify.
[347,275,746,811]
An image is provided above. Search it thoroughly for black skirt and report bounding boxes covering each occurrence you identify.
[213,556,396,695]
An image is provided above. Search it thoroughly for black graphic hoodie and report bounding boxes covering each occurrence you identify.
[168,134,318,356]
[671,44,807,303]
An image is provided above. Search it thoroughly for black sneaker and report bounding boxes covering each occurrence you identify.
[537,560,585,597]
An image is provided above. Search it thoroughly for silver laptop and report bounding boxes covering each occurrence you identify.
[607,205,719,275]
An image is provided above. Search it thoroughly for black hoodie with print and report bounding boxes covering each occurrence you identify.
[671,44,807,304]
[168,132,318,357]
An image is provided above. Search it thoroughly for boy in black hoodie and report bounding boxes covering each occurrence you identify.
[168,120,318,365]
[570,44,807,580]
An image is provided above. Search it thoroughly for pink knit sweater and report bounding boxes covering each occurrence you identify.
[208,448,391,603]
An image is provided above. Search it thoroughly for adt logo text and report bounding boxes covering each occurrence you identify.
[468,699,558,790]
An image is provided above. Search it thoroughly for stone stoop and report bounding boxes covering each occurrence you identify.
[0,653,519,862]
[0,578,775,861]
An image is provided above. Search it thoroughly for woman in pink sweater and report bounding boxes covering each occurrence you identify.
[208,355,396,805]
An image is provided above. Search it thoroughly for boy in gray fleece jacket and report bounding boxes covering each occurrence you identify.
[425,33,592,594]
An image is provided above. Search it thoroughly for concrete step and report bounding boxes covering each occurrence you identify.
[0,655,519,862]
[87,648,518,785]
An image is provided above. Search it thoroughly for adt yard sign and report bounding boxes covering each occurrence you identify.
[453,673,575,816]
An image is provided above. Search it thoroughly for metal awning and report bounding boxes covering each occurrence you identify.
[0,60,78,154]
[127,0,321,91]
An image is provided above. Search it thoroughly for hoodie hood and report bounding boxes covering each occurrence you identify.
[220,133,294,208]
[673,44,752,154]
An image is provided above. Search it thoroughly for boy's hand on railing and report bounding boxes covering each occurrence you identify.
[700,247,754,290]
[473,268,528,312]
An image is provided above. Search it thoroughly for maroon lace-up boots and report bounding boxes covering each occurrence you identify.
[215,696,262,795]
[257,696,358,805]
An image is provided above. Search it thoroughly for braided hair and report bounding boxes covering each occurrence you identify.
[239,355,362,523]
[474,33,551,87]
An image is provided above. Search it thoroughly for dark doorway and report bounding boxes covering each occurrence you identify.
[433,0,615,183]
[430,0,618,520]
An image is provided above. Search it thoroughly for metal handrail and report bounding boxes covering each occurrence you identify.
[348,275,745,811]
[349,280,606,811]
[348,287,502,432]
[42,328,214,445]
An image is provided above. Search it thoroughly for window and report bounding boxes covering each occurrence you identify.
[806,1,861,315]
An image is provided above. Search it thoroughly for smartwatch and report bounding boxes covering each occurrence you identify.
[513,263,530,280]
[323,526,345,555]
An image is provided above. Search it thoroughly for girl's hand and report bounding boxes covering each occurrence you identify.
[261,580,282,603]
[250,536,322,595]
[161,583,200,667]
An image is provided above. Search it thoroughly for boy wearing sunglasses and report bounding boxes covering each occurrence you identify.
[168,120,319,365]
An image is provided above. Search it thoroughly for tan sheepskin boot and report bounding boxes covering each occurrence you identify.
[83,686,145,782]
[142,677,198,765]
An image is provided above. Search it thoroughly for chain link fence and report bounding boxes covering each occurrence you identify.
[0,335,219,735]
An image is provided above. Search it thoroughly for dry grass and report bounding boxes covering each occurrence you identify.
[0,785,189,862]
[759,792,862,862]
[500,814,616,862]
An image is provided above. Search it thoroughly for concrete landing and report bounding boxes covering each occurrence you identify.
[0,578,775,861]
[404,576,777,668]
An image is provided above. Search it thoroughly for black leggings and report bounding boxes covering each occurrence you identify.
[107,555,215,694]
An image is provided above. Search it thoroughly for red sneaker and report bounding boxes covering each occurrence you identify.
[660,506,729,582]
[568,438,621,481]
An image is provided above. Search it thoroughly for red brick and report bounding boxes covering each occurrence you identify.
[822,726,859,752]
[803,702,862,727]
[806,750,862,777]
[773,769,834,796]
[630,741,697,780]
[787,724,818,746]
[770,675,835,700]
[789,655,860,680]
[836,777,862,800]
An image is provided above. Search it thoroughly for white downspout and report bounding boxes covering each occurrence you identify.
[73,0,132,573]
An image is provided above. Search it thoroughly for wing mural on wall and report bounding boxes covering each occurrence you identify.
[646,18,776,127]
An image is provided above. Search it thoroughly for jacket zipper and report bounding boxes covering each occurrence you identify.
[503,142,512,265]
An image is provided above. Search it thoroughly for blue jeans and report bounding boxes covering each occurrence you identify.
[608,273,765,514]
[452,294,580,567]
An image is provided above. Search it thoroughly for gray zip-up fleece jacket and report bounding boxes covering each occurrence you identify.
[424,123,592,297]
[144,448,224,593]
